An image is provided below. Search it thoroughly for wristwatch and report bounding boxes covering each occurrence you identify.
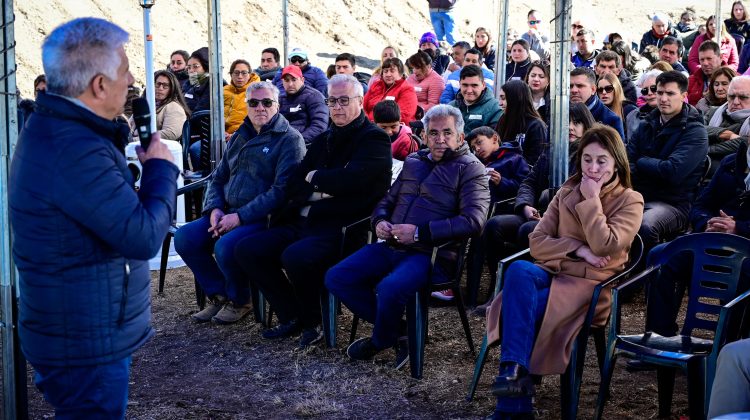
[414,227,419,242]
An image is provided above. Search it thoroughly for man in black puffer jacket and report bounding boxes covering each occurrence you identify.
[234,75,392,349]
[278,65,329,146]
[326,104,490,366]
[627,71,708,251]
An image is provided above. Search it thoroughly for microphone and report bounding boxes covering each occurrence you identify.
[132,97,153,151]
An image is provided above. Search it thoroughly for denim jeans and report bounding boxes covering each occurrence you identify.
[188,141,205,172]
[33,356,131,419]
[496,260,551,413]
[234,221,342,329]
[708,338,750,418]
[325,242,441,349]
[174,215,266,304]
[429,10,456,45]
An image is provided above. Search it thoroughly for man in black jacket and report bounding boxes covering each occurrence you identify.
[594,50,637,104]
[627,70,708,251]
[570,67,625,139]
[325,104,489,366]
[234,75,392,348]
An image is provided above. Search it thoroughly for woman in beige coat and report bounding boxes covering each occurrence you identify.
[152,70,191,141]
[486,125,644,419]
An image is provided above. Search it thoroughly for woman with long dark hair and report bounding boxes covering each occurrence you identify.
[495,80,546,164]
[524,61,550,124]
[597,73,637,136]
[135,70,190,141]
[474,27,497,71]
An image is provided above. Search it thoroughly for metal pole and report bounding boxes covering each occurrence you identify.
[207,0,225,169]
[549,0,572,188]
[141,2,156,132]
[493,0,509,95]
[1,0,24,417]
[282,0,289,66]
[716,0,722,45]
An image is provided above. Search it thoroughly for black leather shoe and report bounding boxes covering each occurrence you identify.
[347,337,381,361]
[491,362,535,397]
[262,319,301,340]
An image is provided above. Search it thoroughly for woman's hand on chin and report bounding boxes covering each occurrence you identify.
[580,171,611,199]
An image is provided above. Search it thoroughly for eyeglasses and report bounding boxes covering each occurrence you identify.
[232,70,250,76]
[728,93,750,102]
[640,85,658,95]
[155,82,170,89]
[529,20,541,25]
[426,129,457,140]
[572,24,584,29]
[597,85,615,94]
[290,56,306,64]
[186,64,203,71]
[247,98,276,108]
[325,96,359,107]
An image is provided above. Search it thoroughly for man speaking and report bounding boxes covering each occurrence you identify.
[9,18,178,418]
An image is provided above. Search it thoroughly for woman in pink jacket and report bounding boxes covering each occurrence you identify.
[688,16,739,73]
[405,50,445,112]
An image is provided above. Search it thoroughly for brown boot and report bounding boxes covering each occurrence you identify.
[190,296,226,323]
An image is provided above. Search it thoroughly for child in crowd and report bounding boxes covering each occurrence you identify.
[372,100,420,183]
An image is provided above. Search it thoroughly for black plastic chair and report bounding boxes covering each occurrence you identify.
[594,233,750,420]
[340,240,475,379]
[467,235,643,420]
[181,110,211,177]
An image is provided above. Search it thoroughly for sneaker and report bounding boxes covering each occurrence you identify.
[262,319,301,340]
[347,337,382,361]
[298,327,324,348]
[394,336,409,370]
[431,289,455,301]
[211,301,253,325]
[191,296,226,323]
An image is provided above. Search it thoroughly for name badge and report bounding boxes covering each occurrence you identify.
[414,87,423,92]
[469,114,482,120]
[184,93,193,99]
[385,96,396,101]
[290,105,302,113]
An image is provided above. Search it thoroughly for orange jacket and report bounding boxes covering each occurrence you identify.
[224,74,260,134]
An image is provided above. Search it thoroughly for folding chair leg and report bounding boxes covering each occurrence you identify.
[452,285,475,354]
[656,366,676,418]
[321,292,338,348]
[686,360,706,420]
[593,328,606,374]
[158,234,172,294]
[349,316,360,345]
[251,287,263,324]
[594,350,618,420]
[466,334,491,401]
[408,289,430,379]
[194,278,206,309]
[561,335,587,420]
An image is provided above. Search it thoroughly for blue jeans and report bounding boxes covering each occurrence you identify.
[188,141,205,171]
[33,356,131,419]
[497,260,551,413]
[326,242,440,349]
[174,215,266,304]
[429,10,456,45]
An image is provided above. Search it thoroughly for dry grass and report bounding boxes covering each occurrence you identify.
[24,267,691,419]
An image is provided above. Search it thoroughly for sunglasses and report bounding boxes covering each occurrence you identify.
[640,85,658,95]
[572,24,584,29]
[529,20,541,25]
[247,98,276,108]
[597,85,615,94]
[290,56,306,64]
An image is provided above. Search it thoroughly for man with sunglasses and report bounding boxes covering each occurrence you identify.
[272,48,328,97]
[176,81,306,325]
[234,74,392,349]
[594,50,637,103]
[521,9,550,60]
[278,65,328,146]
[627,70,708,253]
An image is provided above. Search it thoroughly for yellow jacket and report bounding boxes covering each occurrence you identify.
[224,74,259,134]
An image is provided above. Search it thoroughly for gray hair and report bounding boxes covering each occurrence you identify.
[328,74,363,98]
[246,81,280,103]
[652,12,670,25]
[636,69,663,89]
[730,75,750,89]
[42,18,129,97]
[422,104,465,134]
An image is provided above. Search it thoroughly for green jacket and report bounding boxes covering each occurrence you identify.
[449,88,503,134]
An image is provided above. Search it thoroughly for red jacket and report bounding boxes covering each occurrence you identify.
[364,77,418,123]
[687,68,708,106]
[688,34,738,73]
[391,124,419,161]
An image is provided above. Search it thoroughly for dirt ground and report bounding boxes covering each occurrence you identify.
[23,266,691,419]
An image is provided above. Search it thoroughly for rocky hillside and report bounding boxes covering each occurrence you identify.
[15,0,717,98]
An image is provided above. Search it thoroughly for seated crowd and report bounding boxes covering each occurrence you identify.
[19,4,750,419]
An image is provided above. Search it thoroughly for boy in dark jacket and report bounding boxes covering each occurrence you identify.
[468,126,530,203]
